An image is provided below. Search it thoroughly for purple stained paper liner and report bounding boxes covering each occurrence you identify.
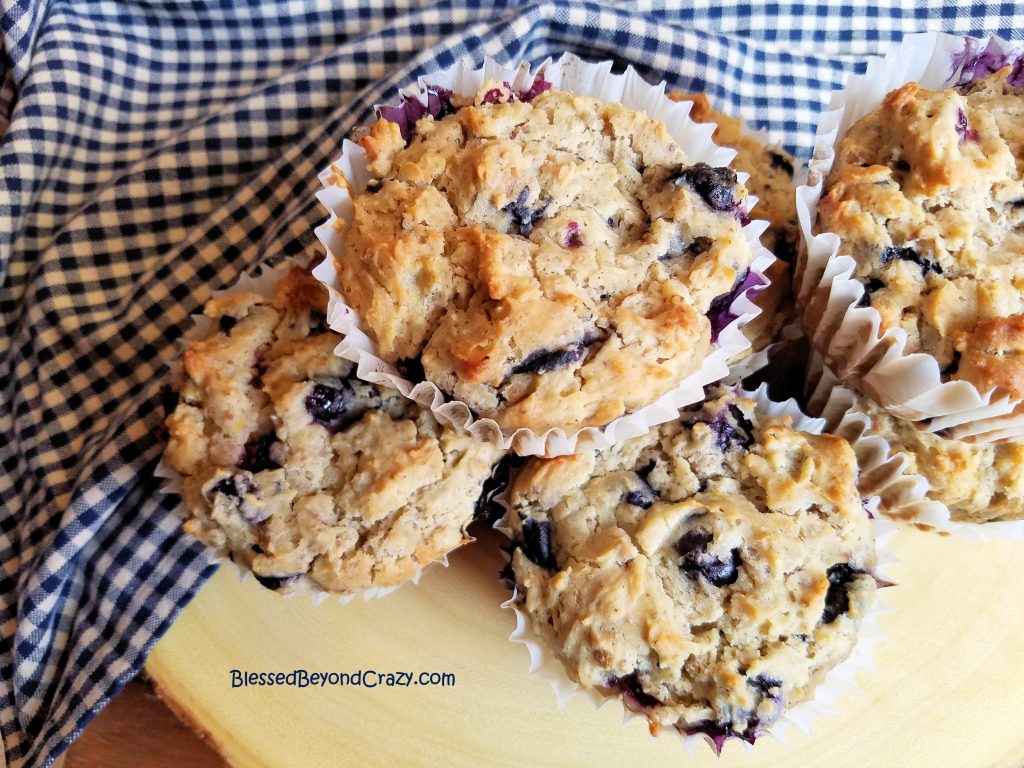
[313,54,777,457]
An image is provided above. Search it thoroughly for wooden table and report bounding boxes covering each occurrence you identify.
[61,680,222,767]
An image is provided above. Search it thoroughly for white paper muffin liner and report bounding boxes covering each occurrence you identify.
[803,355,1024,540]
[494,386,897,753]
[312,53,777,457]
[154,259,461,606]
[795,31,1024,443]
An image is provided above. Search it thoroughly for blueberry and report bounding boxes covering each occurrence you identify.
[473,455,526,524]
[676,529,741,587]
[673,162,738,212]
[564,221,584,249]
[304,379,358,431]
[253,573,301,591]
[857,277,886,307]
[660,235,711,262]
[511,338,594,376]
[624,478,657,509]
[519,518,557,571]
[607,671,660,708]
[880,245,942,276]
[364,179,383,193]
[517,73,552,102]
[879,245,915,265]
[213,477,241,498]
[503,187,548,236]
[748,674,782,697]
[822,563,864,624]
[239,434,283,473]
[696,405,753,452]
[768,150,794,176]
[955,108,979,143]
[219,315,237,334]
[727,404,755,447]
[481,83,513,104]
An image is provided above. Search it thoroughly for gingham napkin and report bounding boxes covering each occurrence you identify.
[0,2,1018,765]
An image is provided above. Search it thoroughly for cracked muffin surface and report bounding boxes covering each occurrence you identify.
[504,387,877,743]
[337,81,758,433]
[817,69,1024,401]
[164,266,504,595]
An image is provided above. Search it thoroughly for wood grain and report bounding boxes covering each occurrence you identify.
[64,680,223,768]
[144,525,1024,768]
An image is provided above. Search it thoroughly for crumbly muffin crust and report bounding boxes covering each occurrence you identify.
[818,69,1024,401]
[338,81,757,433]
[853,397,1024,523]
[505,388,877,743]
[669,92,798,352]
[164,267,504,595]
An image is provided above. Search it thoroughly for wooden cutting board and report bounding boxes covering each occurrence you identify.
[146,525,1024,768]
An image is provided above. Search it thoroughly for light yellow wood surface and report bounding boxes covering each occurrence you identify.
[146,526,1024,768]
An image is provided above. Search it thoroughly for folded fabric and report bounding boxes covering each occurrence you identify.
[0,1,1018,766]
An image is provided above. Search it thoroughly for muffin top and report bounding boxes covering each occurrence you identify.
[818,69,1024,401]
[504,388,877,744]
[853,396,1024,523]
[337,80,757,434]
[164,267,504,595]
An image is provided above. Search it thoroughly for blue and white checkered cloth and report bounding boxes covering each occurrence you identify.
[0,2,1019,765]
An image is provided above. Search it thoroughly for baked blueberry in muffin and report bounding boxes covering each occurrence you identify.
[504,387,877,747]
[164,266,504,595]
[336,79,759,434]
[817,69,1024,402]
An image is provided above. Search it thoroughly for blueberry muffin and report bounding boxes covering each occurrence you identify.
[669,93,796,352]
[336,80,758,434]
[504,388,877,746]
[164,266,504,595]
[817,69,1024,401]
[852,396,1024,523]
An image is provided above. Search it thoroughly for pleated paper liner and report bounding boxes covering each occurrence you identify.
[795,31,1024,444]
[493,384,897,755]
[803,356,1024,540]
[154,259,479,607]
[312,53,777,457]
[739,334,1024,539]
